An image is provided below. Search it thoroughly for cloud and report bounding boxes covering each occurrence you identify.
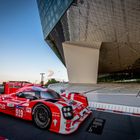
[47,70,54,78]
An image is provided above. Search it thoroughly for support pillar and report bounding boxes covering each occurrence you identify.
[63,42,101,84]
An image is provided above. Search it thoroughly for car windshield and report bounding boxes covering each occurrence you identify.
[40,90,60,99]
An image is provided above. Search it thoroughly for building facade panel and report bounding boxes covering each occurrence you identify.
[37,0,140,76]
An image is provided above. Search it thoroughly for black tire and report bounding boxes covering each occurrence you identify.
[32,103,51,129]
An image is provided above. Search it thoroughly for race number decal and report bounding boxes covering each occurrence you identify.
[16,109,23,118]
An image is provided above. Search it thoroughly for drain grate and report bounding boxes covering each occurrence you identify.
[87,118,106,135]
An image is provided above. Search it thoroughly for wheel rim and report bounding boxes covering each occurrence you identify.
[37,107,48,122]
[34,106,50,128]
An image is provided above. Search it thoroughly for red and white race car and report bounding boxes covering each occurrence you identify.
[0,86,91,134]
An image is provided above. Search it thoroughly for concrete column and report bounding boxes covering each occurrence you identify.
[63,42,101,84]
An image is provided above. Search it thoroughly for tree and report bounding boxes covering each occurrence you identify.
[44,78,60,87]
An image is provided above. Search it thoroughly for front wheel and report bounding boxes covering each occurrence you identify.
[32,104,51,129]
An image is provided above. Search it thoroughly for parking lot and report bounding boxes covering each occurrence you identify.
[0,110,140,140]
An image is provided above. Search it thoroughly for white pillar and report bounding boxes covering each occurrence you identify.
[63,42,101,84]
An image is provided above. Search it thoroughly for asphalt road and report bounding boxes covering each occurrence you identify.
[0,111,140,140]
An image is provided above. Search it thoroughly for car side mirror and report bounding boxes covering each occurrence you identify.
[60,89,65,93]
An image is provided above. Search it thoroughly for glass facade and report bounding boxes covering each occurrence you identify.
[37,0,73,39]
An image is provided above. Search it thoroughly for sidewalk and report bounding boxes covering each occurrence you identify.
[48,83,140,107]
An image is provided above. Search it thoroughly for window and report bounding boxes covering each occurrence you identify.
[37,0,73,37]
[40,90,60,99]
[17,91,38,99]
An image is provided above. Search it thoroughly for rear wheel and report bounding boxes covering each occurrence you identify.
[32,104,51,129]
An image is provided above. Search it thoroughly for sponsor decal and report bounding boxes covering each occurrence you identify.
[53,119,58,126]
[52,113,60,117]
[16,105,24,109]
[26,107,31,113]
[0,104,6,109]
[22,103,29,106]
[7,103,14,108]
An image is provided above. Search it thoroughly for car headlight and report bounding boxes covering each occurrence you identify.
[67,112,72,117]
[62,106,73,120]
[67,107,71,112]
[63,108,67,112]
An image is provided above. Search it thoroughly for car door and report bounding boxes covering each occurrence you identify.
[0,93,28,117]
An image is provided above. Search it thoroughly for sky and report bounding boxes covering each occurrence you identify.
[0,0,68,83]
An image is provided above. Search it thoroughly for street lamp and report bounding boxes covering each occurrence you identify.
[40,73,45,86]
